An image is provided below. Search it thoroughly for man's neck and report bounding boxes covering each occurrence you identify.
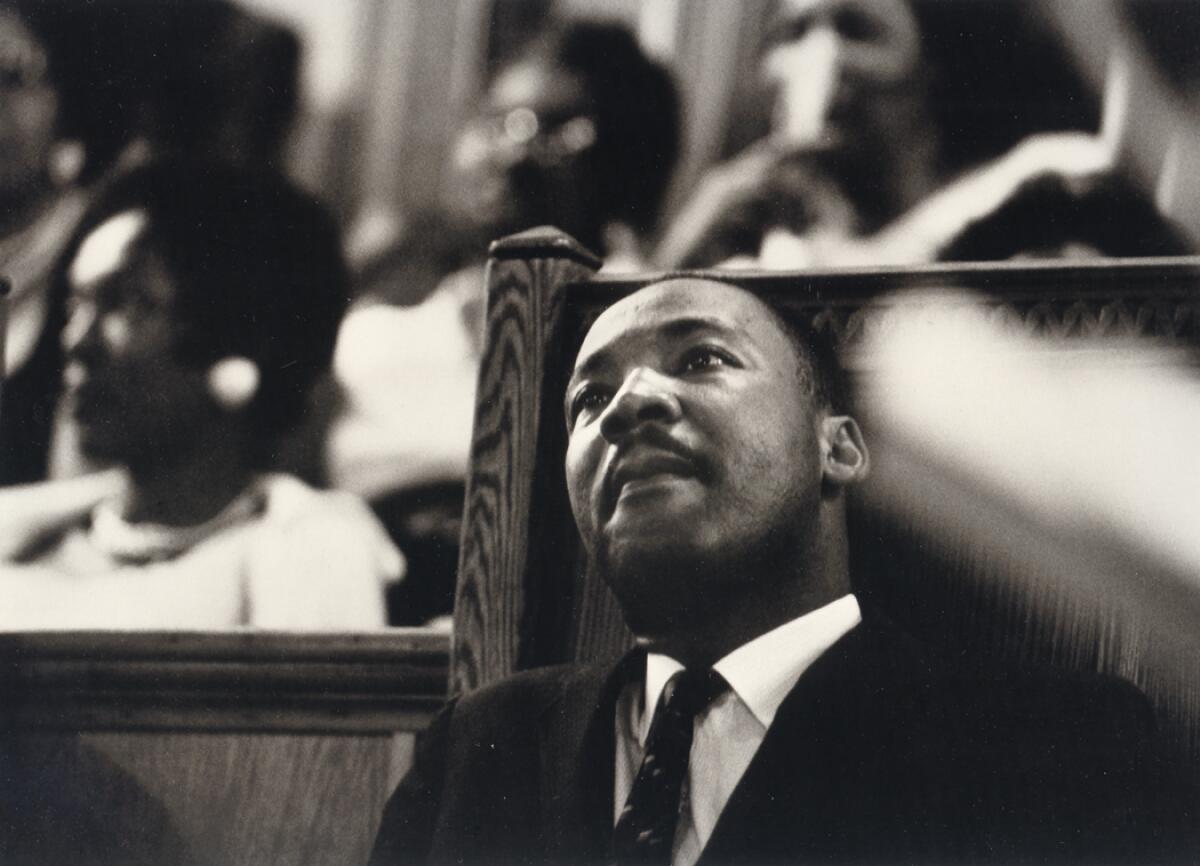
[644,572,851,670]
[0,186,52,238]
[124,450,256,528]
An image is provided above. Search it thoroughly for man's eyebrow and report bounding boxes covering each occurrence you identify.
[657,315,732,340]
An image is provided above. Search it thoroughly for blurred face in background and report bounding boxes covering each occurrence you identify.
[447,52,599,245]
[61,211,219,470]
[763,0,920,153]
[0,9,57,208]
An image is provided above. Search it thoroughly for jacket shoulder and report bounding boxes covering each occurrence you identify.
[448,661,610,737]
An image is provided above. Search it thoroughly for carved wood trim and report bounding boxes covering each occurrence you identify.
[452,228,601,693]
[0,629,449,733]
[579,256,1200,349]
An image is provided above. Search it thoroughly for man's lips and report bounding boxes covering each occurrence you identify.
[62,363,114,417]
[603,446,701,514]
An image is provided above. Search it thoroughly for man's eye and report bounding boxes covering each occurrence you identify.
[768,16,813,47]
[833,8,882,42]
[569,386,611,423]
[681,347,735,373]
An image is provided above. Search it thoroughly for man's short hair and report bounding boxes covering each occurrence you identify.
[770,301,850,415]
[55,156,349,448]
[6,0,131,182]
[527,21,681,234]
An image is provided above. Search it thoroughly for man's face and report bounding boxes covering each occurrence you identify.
[0,11,57,203]
[446,55,597,242]
[61,211,215,467]
[763,0,919,151]
[565,279,827,633]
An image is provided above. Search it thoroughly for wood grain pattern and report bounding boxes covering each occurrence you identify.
[0,629,443,865]
[452,228,600,693]
[454,239,1200,770]
[0,278,7,409]
[40,730,413,866]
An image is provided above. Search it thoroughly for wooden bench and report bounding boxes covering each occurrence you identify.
[0,629,448,865]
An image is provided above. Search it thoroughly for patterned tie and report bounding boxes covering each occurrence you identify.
[612,667,730,865]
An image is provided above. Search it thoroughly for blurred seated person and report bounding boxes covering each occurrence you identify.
[0,0,138,485]
[116,0,300,173]
[0,158,402,629]
[46,0,304,481]
[324,21,680,624]
[333,19,681,496]
[937,169,1193,261]
[655,0,1153,269]
[655,0,934,269]
[1,0,304,487]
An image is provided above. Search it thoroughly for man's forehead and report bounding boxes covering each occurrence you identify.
[775,0,831,20]
[770,0,917,42]
[774,0,905,20]
[573,278,785,371]
[489,56,585,116]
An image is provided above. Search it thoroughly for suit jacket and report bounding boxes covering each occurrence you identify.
[371,617,1191,865]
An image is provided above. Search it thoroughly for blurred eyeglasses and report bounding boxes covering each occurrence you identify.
[0,42,47,92]
[469,107,597,165]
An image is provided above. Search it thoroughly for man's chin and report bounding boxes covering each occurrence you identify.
[72,421,132,467]
[75,441,123,467]
[596,536,712,618]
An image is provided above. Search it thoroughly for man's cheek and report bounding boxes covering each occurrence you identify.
[564,447,597,545]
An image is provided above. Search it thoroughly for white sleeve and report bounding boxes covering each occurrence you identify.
[244,487,404,630]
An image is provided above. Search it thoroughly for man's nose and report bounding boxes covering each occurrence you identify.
[61,300,100,357]
[598,368,681,443]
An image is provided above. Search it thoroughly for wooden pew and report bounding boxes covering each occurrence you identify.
[453,228,1200,771]
[0,629,448,865]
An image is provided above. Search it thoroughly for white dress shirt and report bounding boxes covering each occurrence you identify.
[613,594,863,866]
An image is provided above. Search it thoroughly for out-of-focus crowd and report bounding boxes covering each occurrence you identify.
[0,0,1192,631]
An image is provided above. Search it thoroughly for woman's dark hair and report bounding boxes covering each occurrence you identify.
[527,21,682,235]
[54,157,350,449]
[771,301,851,415]
[8,0,300,182]
[6,0,140,181]
[126,1,300,169]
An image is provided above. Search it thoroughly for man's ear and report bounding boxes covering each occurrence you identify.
[820,415,870,487]
[207,356,260,412]
[49,138,86,187]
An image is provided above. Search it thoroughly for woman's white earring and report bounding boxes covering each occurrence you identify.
[48,140,85,187]
[207,357,260,411]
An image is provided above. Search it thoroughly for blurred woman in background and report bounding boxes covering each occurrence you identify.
[0,0,133,486]
[0,0,304,487]
[323,20,681,624]
[0,159,401,629]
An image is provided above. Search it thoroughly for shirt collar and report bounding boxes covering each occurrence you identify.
[638,594,862,744]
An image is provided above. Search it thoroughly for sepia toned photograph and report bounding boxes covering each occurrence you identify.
[0,0,1197,862]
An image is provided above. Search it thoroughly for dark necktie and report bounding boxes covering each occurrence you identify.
[612,667,730,865]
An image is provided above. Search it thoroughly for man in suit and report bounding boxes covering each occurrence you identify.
[371,277,1188,864]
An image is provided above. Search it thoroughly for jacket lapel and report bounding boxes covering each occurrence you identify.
[697,618,926,864]
[539,649,644,864]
